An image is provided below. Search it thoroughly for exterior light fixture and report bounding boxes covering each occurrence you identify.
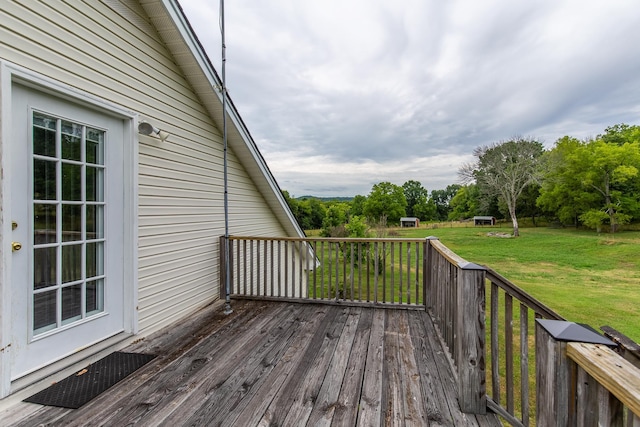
[138,120,170,142]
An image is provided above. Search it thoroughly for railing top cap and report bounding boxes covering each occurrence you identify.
[537,319,615,346]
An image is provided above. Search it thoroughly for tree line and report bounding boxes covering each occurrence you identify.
[283,123,640,237]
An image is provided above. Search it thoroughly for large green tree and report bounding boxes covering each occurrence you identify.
[350,195,367,217]
[461,137,545,236]
[536,136,591,226]
[448,184,480,220]
[363,181,407,224]
[538,127,640,232]
[431,184,461,221]
[321,203,350,236]
[402,180,428,218]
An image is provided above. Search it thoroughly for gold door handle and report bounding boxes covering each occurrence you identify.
[12,242,22,252]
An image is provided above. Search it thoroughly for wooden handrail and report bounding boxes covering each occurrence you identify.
[567,342,640,417]
[484,267,565,321]
[428,237,466,266]
[228,235,423,243]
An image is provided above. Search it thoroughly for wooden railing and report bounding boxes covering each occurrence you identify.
[424,237,488,413]
[220,236,426,306]
[537,322,640,426]
[484,267,564,426]
[221,235,640,424]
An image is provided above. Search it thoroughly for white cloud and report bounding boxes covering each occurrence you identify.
[181,0,640,196]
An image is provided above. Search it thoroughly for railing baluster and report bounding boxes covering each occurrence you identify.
[243,239,247,295]
[296,241,301,297]
[374,242,379,303]
[390,242,395,304]
[349,243,355,301]
[312,240,317,299]
[415,242,420,304]
[381,242,386,303]
[248,239,253,296]
[366,243,370,302]
[270,239,274,297]
[406,243,411,305]
[342,243,347,301]
[520,303,530,426]
[235,239,241,295]
[399,244,403,304]
[357,242,362,301]
[335,242,340,299]
[505,293,514,415]
[491,282,501,406]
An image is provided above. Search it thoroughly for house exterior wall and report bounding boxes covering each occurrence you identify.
[0,0,288,344]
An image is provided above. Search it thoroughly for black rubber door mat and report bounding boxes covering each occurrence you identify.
[24,351,156,409]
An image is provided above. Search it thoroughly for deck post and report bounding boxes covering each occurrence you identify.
[456,261,487,414]
[535,319,618,426]
[535,320,574,426]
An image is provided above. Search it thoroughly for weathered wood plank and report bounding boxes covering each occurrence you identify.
[359,309,386,426]
[157,304,306,426]
[5,300,264,427]
[2,301,501,427]
[228,305,336,427]
[256,305,348,426]
[87,303,297,426]
[330,308,373,426]
[407,310,452,426]
[306,307,362,426]
[279,306,351,426]
[382,310,405,425]
[567,342,640,418]
[396,311,428,425]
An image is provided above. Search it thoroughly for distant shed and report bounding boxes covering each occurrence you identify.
[400,217,420,227]
[474,216,496,226]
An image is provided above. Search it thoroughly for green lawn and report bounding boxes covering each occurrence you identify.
[397,225,640,343]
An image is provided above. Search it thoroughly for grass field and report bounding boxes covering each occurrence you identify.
[395,224,640,343]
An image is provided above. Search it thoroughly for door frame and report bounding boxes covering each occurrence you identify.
[0,61,139,397]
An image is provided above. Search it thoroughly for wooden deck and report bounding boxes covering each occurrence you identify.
[2,300,501,426]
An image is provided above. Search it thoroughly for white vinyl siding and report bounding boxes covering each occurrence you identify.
[0,0,290,337]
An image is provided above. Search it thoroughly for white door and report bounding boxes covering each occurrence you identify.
[10,84,126,379]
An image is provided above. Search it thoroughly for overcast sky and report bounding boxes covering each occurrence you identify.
[179,0,640,197]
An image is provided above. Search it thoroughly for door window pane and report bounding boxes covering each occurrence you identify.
[86,128,104,165]
[34,203,57,244]
[61,121,82,161]
[62,284,82,325]
[62,204,82,242]
[34,159,57,200]
[86,279,104,314]
[61,163,82,201]
[61,244,82,283]
[86,242,104,278]
[34,290,57,332]
[34,247,56,290]
[86,205,104,239]
[33,113,57,157]
[86,167,104,202]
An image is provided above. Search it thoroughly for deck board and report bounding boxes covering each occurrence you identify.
[1,300,502,426]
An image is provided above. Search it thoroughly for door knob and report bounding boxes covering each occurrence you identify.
[12,242,22,252]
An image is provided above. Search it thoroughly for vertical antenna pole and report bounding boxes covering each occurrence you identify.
[221,0,232,315]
